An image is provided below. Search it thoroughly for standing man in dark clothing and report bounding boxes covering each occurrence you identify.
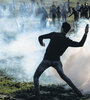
[88,6,90,18]
[76,2,81,18]
[56,6,61,21]
[40,7,48,28]
[61,3,67,22]
[83,3,89,19]
[56,6,61,28]
[51,2,57,25]
[80,4,84,18]
[35,2,41,17]
[69,8,79,30]
[69,8,79,22]
[33,22,89,100]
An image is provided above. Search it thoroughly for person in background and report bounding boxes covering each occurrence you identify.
[40,7,48,28]
[83,2,89,19]
[76,2,81,18]
[80,4,84,18]
[61,3,67,22]
[89,5,90,18]
[56,6,61,28]
[35,2,41,17]
[69,8,79,30]
[51,2,57,25]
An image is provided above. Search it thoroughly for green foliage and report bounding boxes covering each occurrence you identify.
[0,76,34,95]
[0,71,34,100]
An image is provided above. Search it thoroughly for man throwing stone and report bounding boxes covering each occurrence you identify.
[34,22,89,100]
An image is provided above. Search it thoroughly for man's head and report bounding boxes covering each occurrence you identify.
[77,2,79,4]
[61,22,71,35]
[72,7,75,11]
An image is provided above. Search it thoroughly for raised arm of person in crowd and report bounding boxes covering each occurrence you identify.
[68,8,74,17]
[67,24,89,47]
[68,11,73,17]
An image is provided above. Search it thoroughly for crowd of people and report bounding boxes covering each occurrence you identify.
[0,1,90,30]
[34,1,90,29]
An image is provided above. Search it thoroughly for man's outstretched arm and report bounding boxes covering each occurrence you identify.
[38,32,53,46]
[67,24,89,47]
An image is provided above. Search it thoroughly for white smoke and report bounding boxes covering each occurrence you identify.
[64,19,90,93]
[0,8,90,93]
[0,15,57,81]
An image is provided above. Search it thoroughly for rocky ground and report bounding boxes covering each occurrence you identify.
[12,85,90,100]
[0,72,90,100]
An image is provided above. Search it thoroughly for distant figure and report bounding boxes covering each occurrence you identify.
[80,4,84,18]
[26,4,34,16]
[69,8,79,21]
[2,4,6,11]
[19,3,25,16]
[69,8,79,30]
[56,6,61,28]
[61,3,67,22]
[76,2,81,18]
[35,2,41,17]
[83,2,89,19]
[9,3,13,16]
[40,7,48,28]
[89,6,90,18]
[67,0,71,14]
[68,6,72,14]
[33,22,89,100]
[0,4,7,17]
[49,6,52,18]
[51,2,57,25]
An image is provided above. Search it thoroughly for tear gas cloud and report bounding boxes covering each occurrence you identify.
[63,19,90,93]
[0,10,90,93]
[0,16,57,82]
